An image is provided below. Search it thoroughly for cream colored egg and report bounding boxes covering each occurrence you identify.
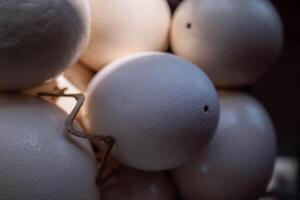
[84,52,220,171]
[80,0,171,70]
[0,0,91,90]
[171,0,283,87]
[0,94,99,200]
[64,62,95,92]
[102,168,176,200]
[172,91,277,200]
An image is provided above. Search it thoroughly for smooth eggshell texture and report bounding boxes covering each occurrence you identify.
[171,0,283,87]
[85,52,220,171]
[172,91,277,200]
[102,168,176,200]
[0,94,99,200]
[0,0,91,90]
[80,0,171,70]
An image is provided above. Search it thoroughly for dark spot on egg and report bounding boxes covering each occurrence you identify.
[186,22,192,29]
[204,105,209,113]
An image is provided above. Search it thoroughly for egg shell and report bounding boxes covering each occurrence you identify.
[0,0,91,90]
[0,93,99,200]
[102,168,176,200]
[171,0,283,87]
[84,52,220,171]
[172,91,277,200]
[80,0,171,70]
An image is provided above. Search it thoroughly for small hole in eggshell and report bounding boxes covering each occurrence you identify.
[204,105,209,113]
[186,22,192,29]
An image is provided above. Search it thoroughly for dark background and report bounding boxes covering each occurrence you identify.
[253,1,300,194]
[253,0,300,158]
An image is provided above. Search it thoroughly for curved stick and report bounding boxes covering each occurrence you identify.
[37,92,115,186]
[95,136,116,186]
[39,92,91,139]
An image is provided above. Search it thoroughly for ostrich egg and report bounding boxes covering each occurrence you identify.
[0,93,99,200]
[84,52,220,170]
[172,91,277,200]
[0,0,91,90]
[171,0,283,87]
[80,0,171,70]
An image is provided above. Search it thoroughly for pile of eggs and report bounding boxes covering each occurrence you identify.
[0,0,283,199]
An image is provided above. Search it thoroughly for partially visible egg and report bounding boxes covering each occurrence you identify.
[0,94,99,200]
[102,168,176,200]
[172,91,277,200]
[80,0,171,70]
[84,52,220,171]
[171,0,283,87]
[64,62,95,92]
[0,0,91,90]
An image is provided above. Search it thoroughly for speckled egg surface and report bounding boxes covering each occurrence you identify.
[171,0,283,87]
[0,94,99,200]
[84,52,220,171]
[172,91,277,200]
[102,168,176,200]
[80,0,171,70]
[0,0,91,90]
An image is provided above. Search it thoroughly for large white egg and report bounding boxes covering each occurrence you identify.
[0,0,91,90]
[102,168,176,200]
[84,52,220,171]
[172,91,277,200]
[80,0,171,70]
[0,94,99,200]
[171,0,283,87]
